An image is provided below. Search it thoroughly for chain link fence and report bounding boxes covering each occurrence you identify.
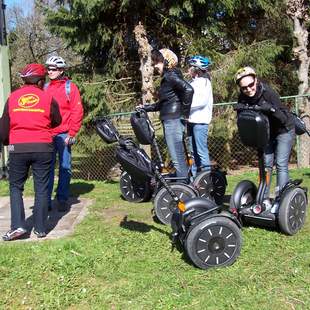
[72,94,309,180]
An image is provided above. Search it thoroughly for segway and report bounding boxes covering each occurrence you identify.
[95,115,152,202]
[96,115,242,269]
[230,106,308,235]
[115,133,242,270]
[130,108,227,225]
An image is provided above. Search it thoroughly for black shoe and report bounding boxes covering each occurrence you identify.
[57,200,68,212]
[34,230,47,238]
[2,228,27,241]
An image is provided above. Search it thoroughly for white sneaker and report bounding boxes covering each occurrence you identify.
[263,199,272,211]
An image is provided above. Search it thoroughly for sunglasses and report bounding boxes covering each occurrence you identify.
[240,81,255,91]
[47,67,59,72]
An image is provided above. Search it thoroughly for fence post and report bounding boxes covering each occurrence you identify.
[295,97,301,168]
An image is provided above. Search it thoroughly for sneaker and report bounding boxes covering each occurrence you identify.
[33,230,47,238]
[263,199,272,211]
[2,228,27,241]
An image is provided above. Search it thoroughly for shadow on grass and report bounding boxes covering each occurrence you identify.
[119,215,198,268]
[70,182,95,197]
[119,215,170,237]
[26,197,80,236]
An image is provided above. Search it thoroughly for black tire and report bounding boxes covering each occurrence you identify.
[230,180,257,212]
[153,183,198,225]
[193,170,227,205]
[185,216,242,269]
[278,188,307,235]
[119,171,152,203]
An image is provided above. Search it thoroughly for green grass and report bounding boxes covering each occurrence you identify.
[0,168,310,309]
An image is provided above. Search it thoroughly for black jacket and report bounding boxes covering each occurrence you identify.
[236,81,294,137]
[143,68,194,120]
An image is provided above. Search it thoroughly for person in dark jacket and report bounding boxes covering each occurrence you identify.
[234,66,295,206]
[0,64,61,241]
[142,48,194,179]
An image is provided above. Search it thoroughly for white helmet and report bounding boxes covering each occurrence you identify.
[45,56,66,68]
[234,66,256,84]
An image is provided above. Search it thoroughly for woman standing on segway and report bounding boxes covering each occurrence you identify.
[187,55,213,176]
[142,48,194,181]
[234,67,295,205]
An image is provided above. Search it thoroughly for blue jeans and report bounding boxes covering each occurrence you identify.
[264,129,295,197]
[48,133,72,205]
[9,152,52,232]
[188,123,211,176]
[162,119,188,179]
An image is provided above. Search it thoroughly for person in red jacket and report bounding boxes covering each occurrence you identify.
[44,56,83,212]
[0,64,61,241]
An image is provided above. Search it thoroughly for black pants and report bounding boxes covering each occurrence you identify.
[8,152,53,232]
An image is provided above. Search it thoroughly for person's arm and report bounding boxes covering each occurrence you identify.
[265,88,290,125]
[0,100,10,145]
[171,74,194,118]
[68,83,84,137]
[50,98,62,128]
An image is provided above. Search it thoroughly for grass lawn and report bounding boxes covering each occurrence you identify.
[0,168,309,310]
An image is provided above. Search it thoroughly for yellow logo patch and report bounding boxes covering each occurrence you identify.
[18,94,40,108]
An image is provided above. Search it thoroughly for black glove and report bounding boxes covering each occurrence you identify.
[259,101,275,113]
[234,103,247,111]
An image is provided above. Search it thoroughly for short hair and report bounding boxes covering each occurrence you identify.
[151,49,164,65]
[190,67,211,79]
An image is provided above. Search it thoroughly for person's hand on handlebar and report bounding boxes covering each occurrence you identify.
[255,101,275,113]
[233,103,247,111]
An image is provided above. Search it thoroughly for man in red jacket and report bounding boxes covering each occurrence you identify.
[0,64,61,241]
[44,56,83,212]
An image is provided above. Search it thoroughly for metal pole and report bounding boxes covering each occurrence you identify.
[0,0,7,45]
[0,0,10,179]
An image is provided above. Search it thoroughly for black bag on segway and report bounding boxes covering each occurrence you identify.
[130,110,155,145]
[95,117,118,143]
[115,138,153,181]
[237,110,270,149]
[291,113,310,136]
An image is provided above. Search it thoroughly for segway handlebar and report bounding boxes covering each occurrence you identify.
[234,104,275,113]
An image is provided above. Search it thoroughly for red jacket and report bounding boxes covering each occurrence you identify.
[45,77,83,137]
[0,84,61,153]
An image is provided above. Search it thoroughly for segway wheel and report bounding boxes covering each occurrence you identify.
[193,170,227,205]
[278,188,307,235]
[119,171,152,203]
[185,216,242,270]
[153,183,198,225]
[229,180,257,214]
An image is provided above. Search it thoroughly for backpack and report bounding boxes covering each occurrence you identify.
[44,80,71,102]
[115,138,153,181]
[130,110,155,145]
[291,113,310,136]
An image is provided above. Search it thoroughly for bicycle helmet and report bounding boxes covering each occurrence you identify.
[234,66,256,84]
[188,55,211,70]
[19,63,47,84]
[159,48,178,68]
[45,56,66,69]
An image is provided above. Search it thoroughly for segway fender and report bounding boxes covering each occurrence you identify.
[182,197,221,226]
[230,180,257,211]
[218,211,243,229]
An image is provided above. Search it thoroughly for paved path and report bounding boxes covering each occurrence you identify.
[0,197,93,242]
